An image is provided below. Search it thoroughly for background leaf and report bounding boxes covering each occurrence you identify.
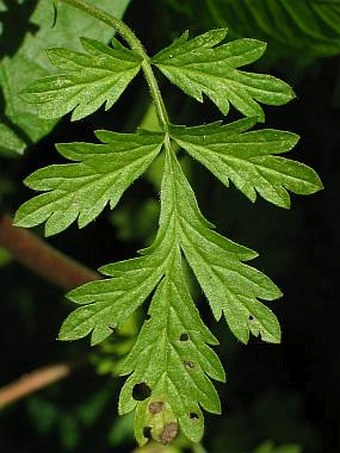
[0,122,25,156]
[0,0,132,154]
[204,0,340,58]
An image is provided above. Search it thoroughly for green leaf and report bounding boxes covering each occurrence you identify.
[171,118,323,208]
[55,138,306,441]
[0,0,132,153]
[59,254,165,346]
[8,7,323,444]
[21,38,143,120]
[119,250,225,445]
[163,149,282,344]
[58,145,226,444]
[57,145,283,445]
[14,130,164,236]
[152,29,295,120]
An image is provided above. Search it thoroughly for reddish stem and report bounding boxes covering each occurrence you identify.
[0,362,84,409]
[0,214,100,290]
[0,214,101,407]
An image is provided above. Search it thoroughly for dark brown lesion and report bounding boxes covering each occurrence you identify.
[159,422,179,444]
[148,401,165,414]
[183,360,195,369]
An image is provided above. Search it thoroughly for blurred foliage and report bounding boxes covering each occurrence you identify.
[254,441,302,453]
[26,387,113,450]
[0,0,131,156]
[163,0,340,85]
[164,0,340,58]
[1,0,339,452]
[202,0,340,57]
[110,198,160,244]
[0,246,11,265]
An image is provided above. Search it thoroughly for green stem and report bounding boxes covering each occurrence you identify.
[59,0,170,131]
[141,62,170,132]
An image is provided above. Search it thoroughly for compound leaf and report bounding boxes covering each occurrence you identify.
[171,119,323,208]
[53,129,319,441]
[21,38,143,120]
[58,150,226,444]
[152,29,295,121]
[14,130,164,235]
[54,129,287,443]
[11,11,324,445]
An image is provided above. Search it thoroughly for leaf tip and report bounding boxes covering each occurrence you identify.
[311,172,324,193]
[12,216,24,229]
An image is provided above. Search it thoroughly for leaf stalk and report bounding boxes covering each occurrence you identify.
[59,0,170,131]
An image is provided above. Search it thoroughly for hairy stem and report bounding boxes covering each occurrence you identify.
[59,0,170,130]
[0,214,99,290]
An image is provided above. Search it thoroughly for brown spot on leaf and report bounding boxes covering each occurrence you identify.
[160,422,179,444]
[148,401,164,414]
[180,333,189,341]
[184,360,195,369]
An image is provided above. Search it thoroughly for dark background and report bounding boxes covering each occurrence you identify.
[0,1,339,452]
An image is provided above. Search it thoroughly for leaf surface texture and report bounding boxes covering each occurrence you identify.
[207,0,340,58]
[21,38,143,120]
[171,119,322,208]
[14,130,164,235]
